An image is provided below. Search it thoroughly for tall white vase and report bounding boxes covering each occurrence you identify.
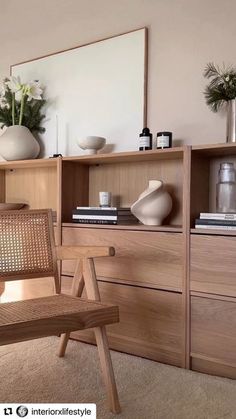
[131,180,172,226]
[0,125,40,161]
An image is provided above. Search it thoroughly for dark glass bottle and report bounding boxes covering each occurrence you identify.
[156,131,172,149]
[139,127,152,151]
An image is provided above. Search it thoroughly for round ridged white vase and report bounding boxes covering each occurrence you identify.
[131,180,172,225]
[0,125,40,161]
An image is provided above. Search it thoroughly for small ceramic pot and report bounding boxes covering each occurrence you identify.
[0,125,40,161]
[77,136,106,154]
[131,180,172,225]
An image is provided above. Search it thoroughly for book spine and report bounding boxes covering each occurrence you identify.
[74,209,131,216]
[73,210,118,216]
[76,206,117,211]
[72,214,117,220]
[72,219,117,225]
[200,213,236,220]
[196,218,236,226]
[195,224,236,230]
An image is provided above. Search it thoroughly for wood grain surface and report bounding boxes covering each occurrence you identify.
[191,295,236,367]
[5,166,57,210]
[191,235,236,297]
[191,356,236,379]
[62,228,183,291]
[62,277,183,366]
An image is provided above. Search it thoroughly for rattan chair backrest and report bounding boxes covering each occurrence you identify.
[0,209,57,282]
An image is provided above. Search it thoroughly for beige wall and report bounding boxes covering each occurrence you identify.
[1,0,236,147]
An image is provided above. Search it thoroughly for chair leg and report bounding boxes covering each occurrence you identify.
[58,260,84,357]
[95,326,121,414]
[83,258,121,413]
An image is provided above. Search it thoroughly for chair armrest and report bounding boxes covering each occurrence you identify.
[56,245,115,260]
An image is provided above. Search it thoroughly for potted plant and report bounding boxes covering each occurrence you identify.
[204,63,236,142]
[0,76,45,160]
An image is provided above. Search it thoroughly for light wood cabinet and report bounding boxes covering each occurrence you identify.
[189,143,236,378]
[62,277,183,366]
[58,148,187,368]
[62,227,183,292]
[2,144,236,377]
[191,235,236,297]
[191,295,236,378]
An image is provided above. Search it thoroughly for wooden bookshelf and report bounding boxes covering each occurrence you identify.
[1,144,236,378]
[190,144,236,379]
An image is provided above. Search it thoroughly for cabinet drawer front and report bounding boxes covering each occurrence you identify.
[191,296,236,367]
[191,235,236,297]
[62,227,183,291]
[61,278,183,366]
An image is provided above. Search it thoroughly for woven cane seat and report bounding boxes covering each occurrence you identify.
[0,294,118,346]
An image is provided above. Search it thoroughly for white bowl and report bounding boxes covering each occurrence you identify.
[77,136,106,155]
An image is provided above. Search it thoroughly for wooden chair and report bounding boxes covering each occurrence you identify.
[0,209,120,413]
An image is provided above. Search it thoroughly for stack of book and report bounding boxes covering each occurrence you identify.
[72,207,138,225]
[195,212,236,230]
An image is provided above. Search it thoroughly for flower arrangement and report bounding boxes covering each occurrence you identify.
[0,76,46,133]
[204,63,236,112]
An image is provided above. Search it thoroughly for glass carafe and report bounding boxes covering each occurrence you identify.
[216,162,236,213]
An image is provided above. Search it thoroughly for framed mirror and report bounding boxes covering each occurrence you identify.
[12,28,147,157]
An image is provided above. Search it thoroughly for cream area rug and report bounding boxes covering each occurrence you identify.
[0,337,236,419]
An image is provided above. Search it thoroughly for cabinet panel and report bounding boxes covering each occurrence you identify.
[191,235,236,297]
[62,227,183,291]
[191,357,236,380]
[5,167,57,210]
[61,278,183,366]
[191,296,236,368]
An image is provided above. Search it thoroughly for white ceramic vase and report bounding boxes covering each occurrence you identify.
[0,125,40,161]
[77,136,106,155]
[131,180,172,226]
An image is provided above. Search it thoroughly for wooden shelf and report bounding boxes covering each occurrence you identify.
[192,142,236,157]
[0,147,184,170]
[0,157,58,170]
[63,222,183,233]
[191,228,236,236]
[63,147,184,165]
[2,143,236,168]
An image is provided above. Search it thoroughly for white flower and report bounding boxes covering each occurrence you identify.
[5,76,22,93]
[15,89,23,102]
[26,81,43,101]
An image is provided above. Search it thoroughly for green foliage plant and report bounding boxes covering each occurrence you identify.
[204,63,236,112]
